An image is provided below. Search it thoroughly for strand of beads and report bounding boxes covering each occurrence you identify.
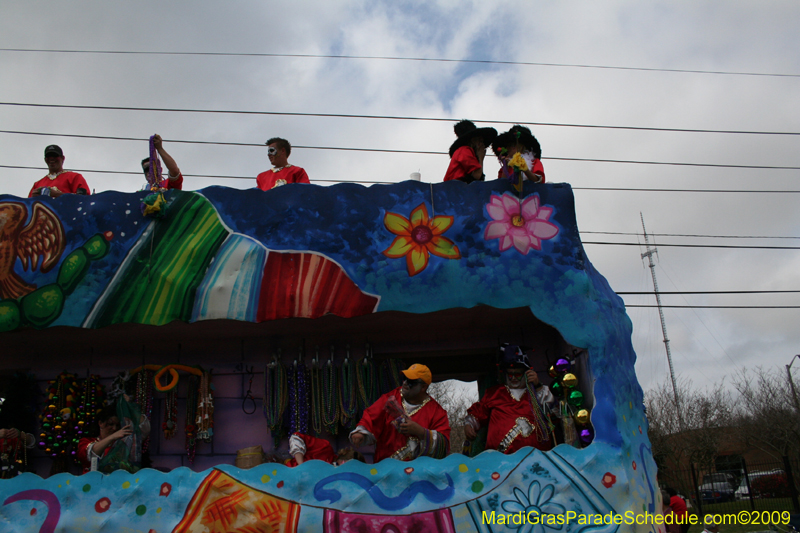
[185,374,199,463]
[287,357,309,435]
[310,348,324,435]
[196,371,214,442]
[338,348,359,429]
[356,345,378,414]
[321,353,340,435]
[72,374,103,465]
[134,369,154,453]
[549,357,593,447]
[38,373,79,466]
[263,354,288,438]
[163,387,177,440]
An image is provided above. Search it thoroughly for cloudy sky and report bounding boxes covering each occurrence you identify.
[2,1,799,394]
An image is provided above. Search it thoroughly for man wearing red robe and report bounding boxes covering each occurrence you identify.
[350,364,450,462]
[464,348,554,454]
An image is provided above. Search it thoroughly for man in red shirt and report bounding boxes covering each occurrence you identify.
[443,120,497,183]
[464,346,555,454]
[256,137,310,191]
[141,134,184,190]
[350,363,450,462]
[29,145,90,197]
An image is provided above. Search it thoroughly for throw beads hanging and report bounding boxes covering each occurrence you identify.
[287,355,309,436]
[72,374,104,464]
[38,373,80,460]
[134,369,154,453]
[379,358,404,395]
[338,348,359,429]
[548,357,593,447]
[196,371,214,442]
[356,345,379,412]
[263,354,288,437]
[310,348,324,435]
[163,388,178,440]
[185,375,199,463]
[321,350,340,435]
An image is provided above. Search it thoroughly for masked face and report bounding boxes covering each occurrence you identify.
[506,368,525,389]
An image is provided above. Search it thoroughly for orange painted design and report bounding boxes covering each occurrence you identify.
[173,469,299,533]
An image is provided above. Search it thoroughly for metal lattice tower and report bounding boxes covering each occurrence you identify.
[640,213,684,431]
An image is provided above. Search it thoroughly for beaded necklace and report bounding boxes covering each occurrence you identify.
[185,375,199,463]
[310,348,324,435]
[73,374,103,465]
[163,388,178,440]
[134,370,154,453]
[38,373,79,469]
[338,348,359,429]
[356,346,379,410]
[263,354,288,437]
[321,349,340,435]
[524,382,553,442]
[287,355,309,435]
[196,371,214,442]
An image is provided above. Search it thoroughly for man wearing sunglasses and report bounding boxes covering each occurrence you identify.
[140,134,183,190]
[350,363,450,462]
[464,347,555,454]
[256,137,310,191]
[29,145,90,197]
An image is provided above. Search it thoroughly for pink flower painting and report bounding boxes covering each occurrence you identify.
[484,193,559,254]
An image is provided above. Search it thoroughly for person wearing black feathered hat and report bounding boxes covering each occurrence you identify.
[443,120,497,183]
[492,125,545,183]
[463,345,555,454]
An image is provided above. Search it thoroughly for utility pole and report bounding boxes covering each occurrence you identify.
[640,214,684,432]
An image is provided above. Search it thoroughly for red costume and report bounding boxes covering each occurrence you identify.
[497,157,545,183]
[287,432,337,467]
[77,437,109,473]
[256,166,310,191]
[355,388,450,462]
[467,385,554,454]
[443,146,482,182]
[165,172,184,190]
[28,171,90,197]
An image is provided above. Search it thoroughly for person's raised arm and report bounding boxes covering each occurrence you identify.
[153,134,181,178]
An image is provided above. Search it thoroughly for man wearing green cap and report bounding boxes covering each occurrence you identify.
[350,363,451,462]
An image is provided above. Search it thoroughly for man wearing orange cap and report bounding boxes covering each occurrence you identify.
[350,364,450,462]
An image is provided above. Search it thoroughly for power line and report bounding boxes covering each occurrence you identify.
[626,305,800,309]
[584,241,800,250]
[0,165,382,184]
[2,48,799,79]
[2,102,799,136]
[572,187,800,194]
[583,231,800,240]
[2,130,800,171]
[618,290,800,295]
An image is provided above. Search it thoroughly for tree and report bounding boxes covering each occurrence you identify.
[644,377,733,497]
[730,366,800,461]
[428,380,478,454]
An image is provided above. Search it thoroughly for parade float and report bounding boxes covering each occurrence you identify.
[0,178,658,533]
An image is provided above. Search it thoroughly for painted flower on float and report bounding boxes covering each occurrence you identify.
[484,193,559,255]
[382,203,461,276]
[501,480,566,533]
